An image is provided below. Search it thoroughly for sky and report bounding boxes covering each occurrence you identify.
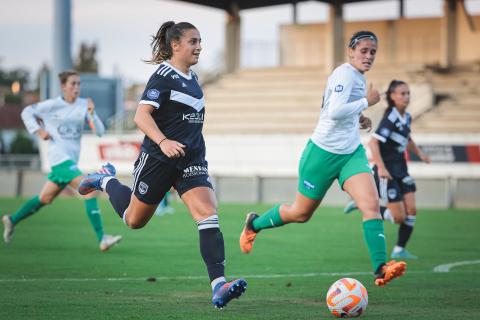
[1,0,480,85]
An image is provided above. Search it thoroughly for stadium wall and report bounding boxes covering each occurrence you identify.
[280,15,480,67]
[1,134,479,209]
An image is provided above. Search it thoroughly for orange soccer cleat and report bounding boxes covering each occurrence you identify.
[374,260,407,287]
[239,213,259,254]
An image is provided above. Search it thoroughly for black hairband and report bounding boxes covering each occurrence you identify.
[348,35,377,48]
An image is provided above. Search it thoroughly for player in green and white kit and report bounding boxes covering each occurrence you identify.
[1,70,121,251]
[240,31,406,286]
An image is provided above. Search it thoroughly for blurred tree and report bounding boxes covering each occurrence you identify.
[10,131,37,154]
[75,42,99,73]
[0,67,30,88]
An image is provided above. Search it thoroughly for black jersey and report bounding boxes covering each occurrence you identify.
[139,62,206,169]
[372,108,411,177]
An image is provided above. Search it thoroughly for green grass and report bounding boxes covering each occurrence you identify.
[0,197,479,319]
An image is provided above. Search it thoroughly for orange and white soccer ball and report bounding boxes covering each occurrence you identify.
[326,278,368,318]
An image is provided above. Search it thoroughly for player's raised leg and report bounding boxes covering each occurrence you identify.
[79,163,132,220]
[240,192,319,254]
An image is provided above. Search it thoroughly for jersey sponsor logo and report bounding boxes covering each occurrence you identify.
[303,180,315,190]
[182,165,208,178]
[147,89,160,100]
[387,188,397,200]
[138,181,149,195]
[182,112,204,123]
[57,124,82,139]
[380,128,390,137]
[334,85,344,92]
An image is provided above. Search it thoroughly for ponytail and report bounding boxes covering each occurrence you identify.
[145,21,197,64]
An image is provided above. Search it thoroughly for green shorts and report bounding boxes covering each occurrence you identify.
[47,160,83,188]
[297,140,372,200]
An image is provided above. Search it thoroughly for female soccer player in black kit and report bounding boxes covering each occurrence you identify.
[345,80,430,259]
[79,21,247,308]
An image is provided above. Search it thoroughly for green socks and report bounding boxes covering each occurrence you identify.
[10,196,44,225]
[84,198,104,242]
[9,196,105,243]
[363,219,387,272]
[252,205,285,232]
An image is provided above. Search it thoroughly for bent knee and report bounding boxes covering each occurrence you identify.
[356,198,380,215]
[125,216,147,229]
[126,220,147,229]
[394,215,406,224]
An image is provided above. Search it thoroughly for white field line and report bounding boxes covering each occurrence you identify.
[0,264,478,283]
[432,260,480,273]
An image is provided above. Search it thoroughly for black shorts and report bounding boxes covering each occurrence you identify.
[132,151,213,205]
[373,165,416,203]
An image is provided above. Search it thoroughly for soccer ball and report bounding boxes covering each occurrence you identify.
[326,278,368,318]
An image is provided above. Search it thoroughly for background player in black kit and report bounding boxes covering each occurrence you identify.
[79,21,247,308]
[344,80,430,260]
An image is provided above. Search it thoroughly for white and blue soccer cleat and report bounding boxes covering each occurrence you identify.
[391,249,418,260]
[211,279,247,309]
[2,215,15,244]
[78,163,116,195]
[99,234,122,252]
[343,200,358,214]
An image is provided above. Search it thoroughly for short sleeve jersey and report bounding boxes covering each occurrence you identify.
[372,107,412,176]
[139,61,206,169]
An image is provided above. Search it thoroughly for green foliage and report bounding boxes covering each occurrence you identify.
[9,131,37,154]
[4,93,22,104]
[0,199,478,319]
[0,68,29,87]
[75,42,99,73]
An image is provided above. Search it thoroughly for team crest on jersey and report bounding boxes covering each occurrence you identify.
[335,85,344,92]
[388,188,397,200]
[138,181,149,194]
[380,128,391,137]
[147,89,160,100]
[402,176,415,185]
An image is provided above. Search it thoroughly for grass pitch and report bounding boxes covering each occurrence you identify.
[0,197,479,319]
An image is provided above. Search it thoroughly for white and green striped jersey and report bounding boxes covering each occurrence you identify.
[311,63,368,154]
[21,96,105,167]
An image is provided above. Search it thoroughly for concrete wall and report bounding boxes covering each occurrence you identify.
[279,14,480,67]
[2,170,477,209]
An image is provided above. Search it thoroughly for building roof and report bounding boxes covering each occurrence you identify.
[175,0,378,12]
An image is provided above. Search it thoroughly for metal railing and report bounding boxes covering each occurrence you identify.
[0,154,41,170]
